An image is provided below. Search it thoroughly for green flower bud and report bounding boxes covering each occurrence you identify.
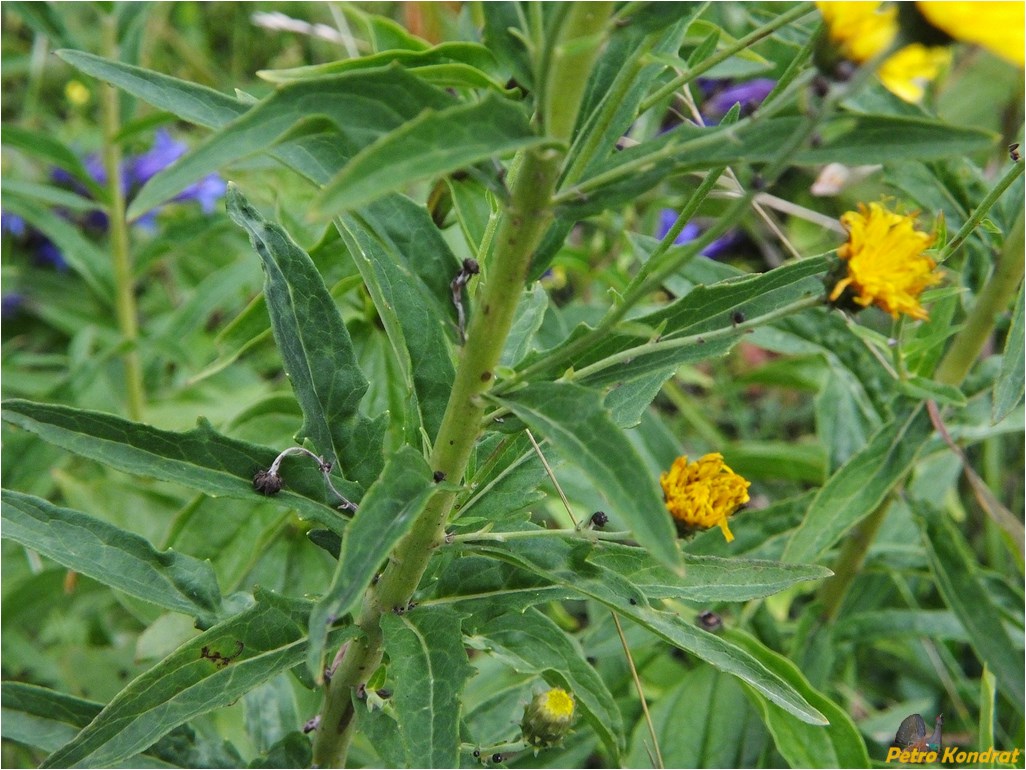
[520,688,575,748]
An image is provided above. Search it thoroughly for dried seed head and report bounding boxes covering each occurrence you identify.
[253,469,283,495]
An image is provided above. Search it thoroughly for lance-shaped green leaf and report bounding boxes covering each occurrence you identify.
[124,66,457,219]
[625,666,767,768]
[56,50,343,189]
[514,254,828,388]
[306,446,436,678]
[313,93,541,215]
[782,404,933,564]
[258,41,503,83]
[589,544,832,602]
[472,536,826,725]
[1,490,222,621]
[381,607,474,769]
[57,50,247,129]
[226,185,383,487]
[916,502,1025,708]
[41,603,355,768]
[727,629,871,768]
[994,282,1024,423]
[1,683,243,767]
[560,115,996,217]
[467,609,624,759]
[1,399,351,533]
[493,382,681,571]
[336,207,456,442]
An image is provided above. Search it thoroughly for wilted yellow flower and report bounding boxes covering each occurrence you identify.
[816,2,950,102]
[829,202,943,320]
[917,1,1025,67]
[660,453,751,543]
[521,688,575,748]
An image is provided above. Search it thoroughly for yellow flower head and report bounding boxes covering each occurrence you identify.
[521,688,575,748]
[660,453,751,543]
[818,1,899,63]
[816,2,951,101]
[917,1,1025,67]
[829,202,943,320]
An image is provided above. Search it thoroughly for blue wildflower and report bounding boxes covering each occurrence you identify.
[703,78,776,118]
[1,211,26,237]
[176,174,228,214]
[33,236,68,270]
[657,210,702,245]
[2,292,25,320]
[129,129,185,187]
[656,209,741,258]
[30,129,227,269]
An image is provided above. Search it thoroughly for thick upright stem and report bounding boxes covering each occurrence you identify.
[310,5,613,766]
[101,15,145,420]
[935,207,1025,387]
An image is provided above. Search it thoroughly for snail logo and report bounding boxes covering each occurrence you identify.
[893,713,943,751]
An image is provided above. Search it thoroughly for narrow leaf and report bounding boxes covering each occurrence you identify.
[589,543,832,602]
[41,603,354,768]
[226,185,383,487]
[625,666,767,768]
[306,446,435,678]
[783,404,933,564]
[1,490,221,621]
[727,629,871,768]
[56,50,248,129]
[381,607,474,768]
[493,382,681,571]
[0,683,242,767]
[1,399,351,533]
[314,94,541,215]
[993,282,1024,423]
[916,502,1025,708]
[336,207,456,442]
[125,67,457,218]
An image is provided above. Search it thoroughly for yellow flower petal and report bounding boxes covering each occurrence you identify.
[917,1,1025,67]
[830,202,943,320]
[878,44,951,102]
[660,453,751,543]
[816,2,949,102]
[817,1,898,62]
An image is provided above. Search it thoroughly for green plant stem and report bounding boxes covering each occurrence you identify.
[310,7,614,766]
[818,497,892,622]
[450,528,635,544]
[938,160,1025,263]
[101,15,145,421]
[935,206,1025,387]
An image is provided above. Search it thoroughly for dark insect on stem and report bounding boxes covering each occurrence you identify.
[1010,143,1021,162]
[732,310,745,326]
[451,258,481,344]
[200,640,245,668]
